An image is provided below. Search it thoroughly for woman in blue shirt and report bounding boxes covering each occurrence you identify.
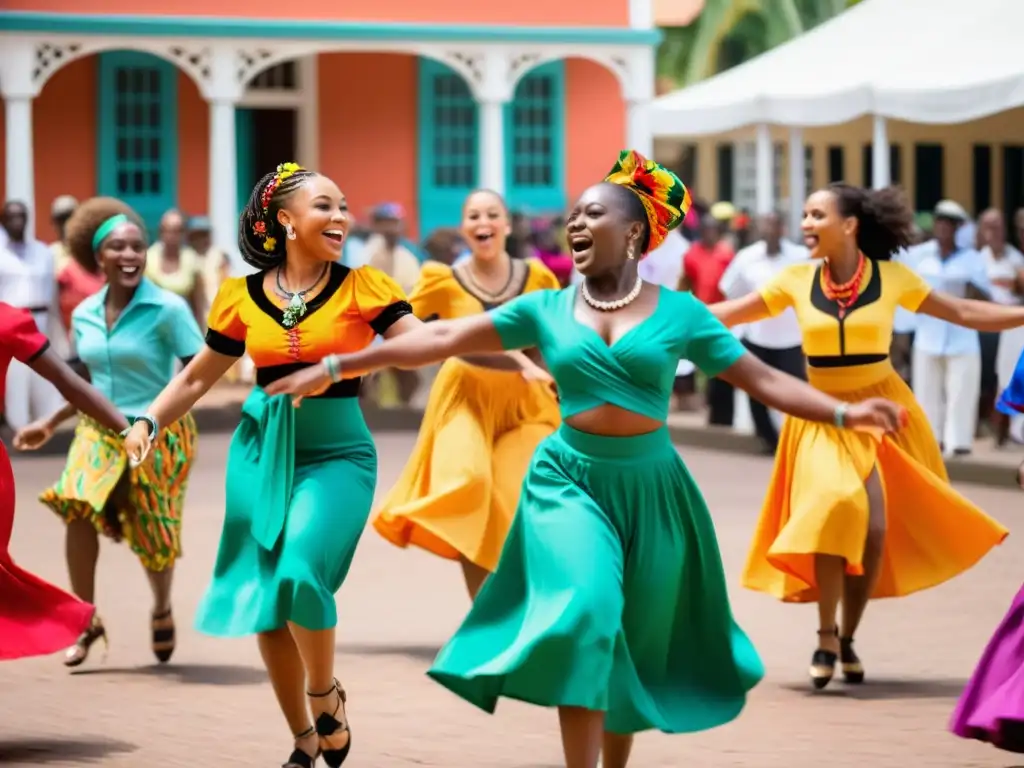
[15,197,204,668]
[256,151,904,766]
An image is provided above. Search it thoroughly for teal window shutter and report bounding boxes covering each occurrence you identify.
[505,61,565,216]
[417,58,479,240]
[97,51,179,236]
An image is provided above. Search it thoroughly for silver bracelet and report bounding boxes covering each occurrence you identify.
[833,403,848,428]
[323,355,343,384]
[121,414,158,438]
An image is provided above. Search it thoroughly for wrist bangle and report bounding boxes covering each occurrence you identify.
[833,403,848,428]
[132,415,159,439]
[323,355,343,384]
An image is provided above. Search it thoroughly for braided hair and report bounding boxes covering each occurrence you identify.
[238,163,318,270]
[828,183,914,261]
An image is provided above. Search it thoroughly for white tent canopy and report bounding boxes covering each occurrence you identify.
[651,0,1024,137]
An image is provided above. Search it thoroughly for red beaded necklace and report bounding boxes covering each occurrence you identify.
[821,253,866,319]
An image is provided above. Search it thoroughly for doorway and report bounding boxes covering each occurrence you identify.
[236,108,298,213]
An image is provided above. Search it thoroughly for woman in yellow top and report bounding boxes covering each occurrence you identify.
[712,183,1014,690]
[123,164,418,768]
[373,189,561,598]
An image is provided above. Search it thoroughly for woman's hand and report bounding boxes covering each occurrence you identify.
[263,361,331,406]
[123,421,154,467]
[13,419,55,451]
[521,363,554,385]
[843,398,908,434]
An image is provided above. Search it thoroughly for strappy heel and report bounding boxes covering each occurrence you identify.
[840,636,865,684]
[283,725,319,768]
[151,609,176,664]
[64,615,107,668]
[308,679,351,767]
[809,627,838,690]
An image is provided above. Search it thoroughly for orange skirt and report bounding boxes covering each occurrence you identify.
[373,357,560,571]
[742,361,1007,603]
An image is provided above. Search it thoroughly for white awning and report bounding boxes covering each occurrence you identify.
[651,0,1024,136]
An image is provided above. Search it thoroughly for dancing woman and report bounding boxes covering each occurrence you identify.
[373,188,561,598]
[263,151,904,768]
[950,357,1024,752]
[123,164,418,768]
[16,198,204,667]
[1,302,126,660]
[709,183,1011,689]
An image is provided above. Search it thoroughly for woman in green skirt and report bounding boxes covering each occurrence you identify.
[265,151,906,767]
[124,164,419,768]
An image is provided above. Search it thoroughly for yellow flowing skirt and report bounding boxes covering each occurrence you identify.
[373,357,560,571]
[742,361,1008,603]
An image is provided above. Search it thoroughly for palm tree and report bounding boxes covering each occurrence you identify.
[657,0,856,89]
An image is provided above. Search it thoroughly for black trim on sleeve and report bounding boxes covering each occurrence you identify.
[25,339,50,364]
[205,328,245,357]
[370,300,413,335]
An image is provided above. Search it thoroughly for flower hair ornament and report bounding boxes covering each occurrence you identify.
[252,162,304,254]
[604,149,692,255]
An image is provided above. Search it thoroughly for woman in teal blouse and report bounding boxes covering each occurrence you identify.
[260,151,905,767]
[15,197,204,668]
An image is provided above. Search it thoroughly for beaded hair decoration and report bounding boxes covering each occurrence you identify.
[604,150,691,254]
[252,162,303,253]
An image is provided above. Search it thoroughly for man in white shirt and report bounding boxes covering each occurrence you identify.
[909,200,990,455]
[719,212,809,451]
[0,200,63,430]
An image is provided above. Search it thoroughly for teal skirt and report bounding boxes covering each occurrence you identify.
[195,391,376,637]
[427,425,764,734]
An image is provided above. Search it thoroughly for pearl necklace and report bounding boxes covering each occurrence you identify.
[581,275,643,312]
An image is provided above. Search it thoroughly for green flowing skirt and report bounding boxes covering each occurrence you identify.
[428,424,764,734]
[196,391,376,637]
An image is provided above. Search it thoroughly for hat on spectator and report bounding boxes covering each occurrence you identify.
[371,203,405,221]
[934,199,968,222]
[51,195,78,218]
[187,215,213,232]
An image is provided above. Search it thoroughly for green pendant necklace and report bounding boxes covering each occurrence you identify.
[276,263,328,327]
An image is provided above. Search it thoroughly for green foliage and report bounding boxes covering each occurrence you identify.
[657,0,852,89]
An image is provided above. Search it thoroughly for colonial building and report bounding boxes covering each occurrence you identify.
[0,1,660,268]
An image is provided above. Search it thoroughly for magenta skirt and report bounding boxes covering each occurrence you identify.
[951,583,1024,752]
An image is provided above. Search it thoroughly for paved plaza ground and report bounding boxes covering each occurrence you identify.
[3,433,1024,767]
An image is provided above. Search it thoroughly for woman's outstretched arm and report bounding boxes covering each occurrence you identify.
[29,348,128,434]
[918,292,1024,332]
[143,346,238,429]
[264,314,504,399]
[709,292,773,328]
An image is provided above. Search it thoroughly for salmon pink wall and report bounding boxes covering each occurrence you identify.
[177,72,209,216]
[564,59,626,205]
[6,0,627,26]
[31,57,97,243]
[318,53,420,238]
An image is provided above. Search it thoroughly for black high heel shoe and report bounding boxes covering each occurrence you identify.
[809,627,838,690]
[283,725,319,768]
[308,679,351,767]
[840,636,864,684]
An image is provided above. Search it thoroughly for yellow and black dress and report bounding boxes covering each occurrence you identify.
[197,263,411,636]
[372,258,561,571]
[742,259,1008,602]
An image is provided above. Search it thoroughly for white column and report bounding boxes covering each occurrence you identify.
[755,122,774,215]
[627,100,654,158]
[1,40,38,239]
[788,127,806,241]
[479,98,505,195]
[204,46,245,275]
[297,55,319,170]
[871,114,890,189]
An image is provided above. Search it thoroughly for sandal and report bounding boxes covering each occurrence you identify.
[151,609,175,664]
[283,725,319,768]
[308,679,352,767]
[64,615,107,668]
[840,636,865,684]
[809,627,838,690]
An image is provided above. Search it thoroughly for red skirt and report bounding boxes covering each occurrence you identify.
[0,439,94,660]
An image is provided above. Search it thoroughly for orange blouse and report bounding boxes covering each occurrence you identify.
[206,263,411,397]
[409,258,561,321]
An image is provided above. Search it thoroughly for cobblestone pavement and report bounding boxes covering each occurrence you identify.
[3,434,1023,767]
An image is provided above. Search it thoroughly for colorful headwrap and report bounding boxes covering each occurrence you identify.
[604,149,692,254]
